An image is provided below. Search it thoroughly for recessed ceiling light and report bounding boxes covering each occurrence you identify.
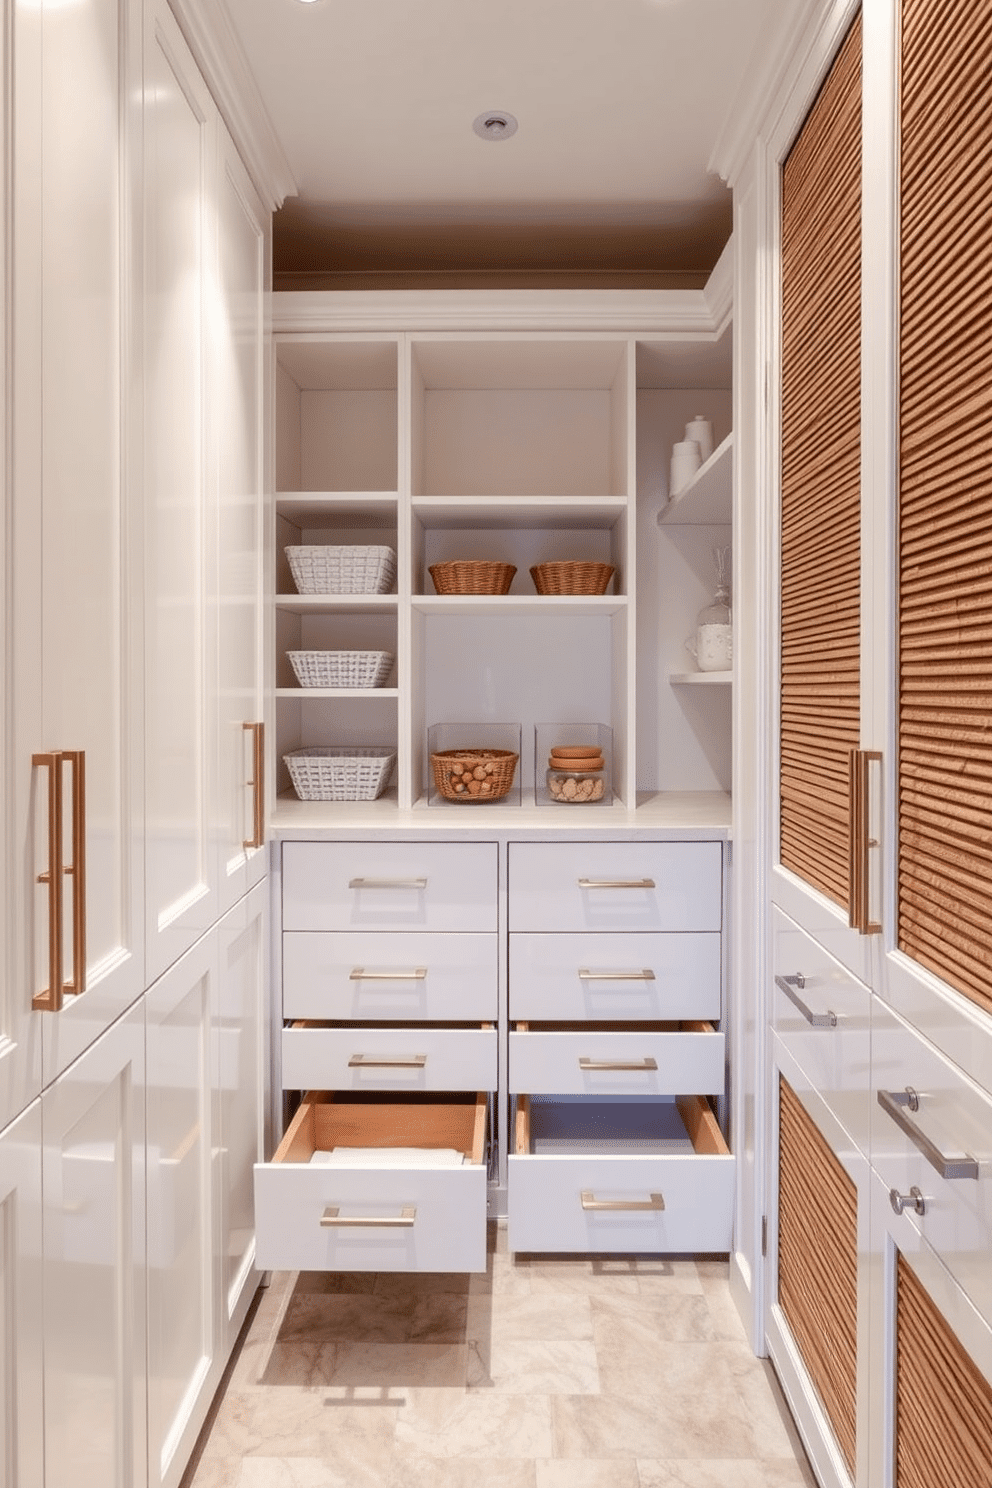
[473,112,518,142]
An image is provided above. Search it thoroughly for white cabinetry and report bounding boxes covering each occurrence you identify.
[0,1103,44,1487]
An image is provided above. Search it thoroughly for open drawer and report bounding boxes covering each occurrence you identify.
[281,1021,497,1092]
[508,1021,724,1096]
[508,1094,734,1254]
[254,1092,489,1273]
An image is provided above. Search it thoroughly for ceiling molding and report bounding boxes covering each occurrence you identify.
[708,0,838,186]
[270,288,729,337]
[167,0,297,210]
[703,238,734,334]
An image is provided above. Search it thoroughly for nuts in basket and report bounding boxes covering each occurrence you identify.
[430,748,518,802]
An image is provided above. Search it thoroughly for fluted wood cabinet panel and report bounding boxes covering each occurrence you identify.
[898,0,992,1018]
[778,1077,858,1478]
[779,13,862,907]
[895,1256,992,1488]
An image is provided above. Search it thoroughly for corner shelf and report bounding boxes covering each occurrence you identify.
[669,671,732,686]
[656,433,733,526]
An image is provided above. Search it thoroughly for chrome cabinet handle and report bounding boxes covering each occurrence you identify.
[348,877,427,889]
[890,1186,927,1217]
[578,968,656,982]
[579,1057,659,1072]
[577,878,656,890]
[775,974,837,1028]
[348,1054,427,1068]
[321,1205,416,1228]
[581,1191,665,1212]
[877,1088,979,1180]
[349,968,428,981]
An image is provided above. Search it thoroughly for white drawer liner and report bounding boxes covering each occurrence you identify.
[525,1097,696,1156]
[309,1147,465,1167]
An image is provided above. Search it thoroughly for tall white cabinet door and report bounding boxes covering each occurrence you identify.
[213,127,269,917]
[215,882,266,1355]
[145,934,219,1488]
[42,1000,147,1488]
[143,0,221,983]
[0,1102,44,1488]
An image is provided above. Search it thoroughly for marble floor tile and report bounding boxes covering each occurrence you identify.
[386,1448,538,1488]
[467,1337,600,1394]
[551,1389,759,1462]
[636,1459,818,1488]
[590,1290,717,1343]
[234,1338,469,1391]
[725,1353,810,1462]
[395,1388,554,1460]
[238,1452,394,1488]
[467,1291,594,1344]
[277,1288,468,1345]
[373,1269,472,1297]
[198,1391,399,1466]
[290,1270,378,1296]
[186,1461,241,1488]
[535,1461,639,1488]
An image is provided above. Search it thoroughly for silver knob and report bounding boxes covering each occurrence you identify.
[889,1186,926,1217]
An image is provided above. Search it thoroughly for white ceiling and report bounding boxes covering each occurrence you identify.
[228,0,784,285]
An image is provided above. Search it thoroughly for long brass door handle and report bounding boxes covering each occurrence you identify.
[243,722,264,850]
[580,1191,665,1212]
[33,752,65,1012]
[62,750,86,997]
[321,1205,416,1228]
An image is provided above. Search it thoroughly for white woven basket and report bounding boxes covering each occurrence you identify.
[287,650,394,689]
[286,545,396,596]
[283,746,396,802]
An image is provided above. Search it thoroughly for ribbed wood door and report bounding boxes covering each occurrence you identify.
[895,1256,992,1488]
[780,15,862,907]
[898,1,992,1017]
[778,1077,858,1478]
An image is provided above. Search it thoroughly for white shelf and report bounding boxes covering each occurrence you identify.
[412,495,627,530]
[656,433,733,526]
[275,594,398,615]
[277,491,397,524]
[413,594,629,618]
[275,688,399,700]
[669,671,732,686]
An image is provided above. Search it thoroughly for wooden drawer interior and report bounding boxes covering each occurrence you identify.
[778,1076,858,1479]
[273,1091,487,1166]
[896,1255,992,1488]
[514,1092,729,1157]
[512,1020,715,1034]
[289,1019,494,1032]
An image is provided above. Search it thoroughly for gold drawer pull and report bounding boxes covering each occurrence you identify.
[577,877,656,890]
[349,968,428,981]
[580,1191,665,1212]
[348,1054,427,1068]
[243,722,264,850]
[33,751,65,1012]
[349,877,427,889]
[321,1205,416,1228]
[578,1057,659,1072]
[578,968,656,981]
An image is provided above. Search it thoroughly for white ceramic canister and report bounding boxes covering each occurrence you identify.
[684,415,713,464]
[670,439,701,496]
[688,622,733,671]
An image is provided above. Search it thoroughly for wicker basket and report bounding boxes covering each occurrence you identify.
[430,748,518,803]
[287,650,394,689]
[530,561,615,596]
[429,561,516,596]
[286,545,396,596]
[283,746,396,802]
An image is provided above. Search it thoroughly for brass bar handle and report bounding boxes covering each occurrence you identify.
[62,750,86,996]
[849,749,882,934]
[349,877,427,889]
[33,752,65,1012]
[243,722,264,850]
[348,1054,427,1068]
[577,877,656,890]
[877,1088,979,1180]
[848,747,861,931]
[579,1057,659,1071]
[775,974,837,1028]
[578,968,656,982]
[321,1205,417,1228]
[349,968,428,981]
[580,1191,665,1212]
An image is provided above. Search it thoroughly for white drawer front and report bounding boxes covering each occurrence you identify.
[508,842,722,932]
[511,933,721,1021]
[283,932,498,1021]
[772,905,872,1152]
[508,1026,724,1097]
[282,1024,497,1093]
[254,1160,487,1272]
[283,842,497,932]
[872,1002,992,1326]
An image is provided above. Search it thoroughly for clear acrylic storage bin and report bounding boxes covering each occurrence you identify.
[535,722,612,806]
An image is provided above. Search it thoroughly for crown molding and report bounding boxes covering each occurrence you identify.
[269,285,732,337]
[167,0,296,210]
[702,238,733,335]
